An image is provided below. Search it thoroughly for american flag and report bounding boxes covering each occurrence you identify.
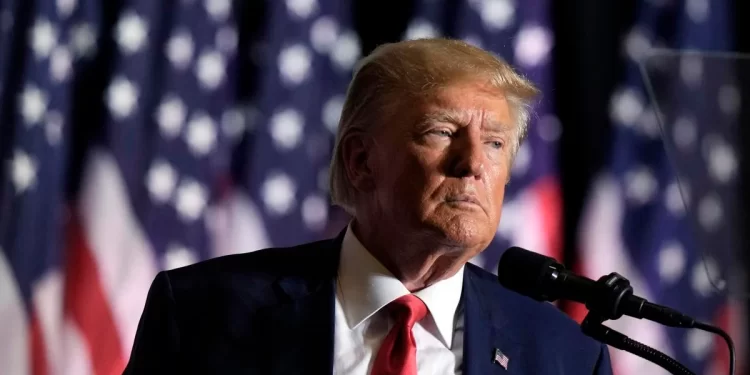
[0,0,360,374]
[404,0,561,269]
[494,348,510,370]
[576,1,746,375]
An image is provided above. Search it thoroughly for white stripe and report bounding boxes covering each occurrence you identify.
[0,250,30,375]
[77,150,158,358]
[578,175,672,375]
[206,191,270,257]
[496,187,553,257]
[59,321,93,375]
[32,270,64,375]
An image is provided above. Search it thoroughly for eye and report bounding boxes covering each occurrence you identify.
[488,140,503,149]
[430,129,453,137]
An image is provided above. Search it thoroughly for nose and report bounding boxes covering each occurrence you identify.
[449,134,484,179]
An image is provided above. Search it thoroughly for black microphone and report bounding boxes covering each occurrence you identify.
[496,246,694,328]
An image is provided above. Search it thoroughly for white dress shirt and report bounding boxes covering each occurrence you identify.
[333,224,465,375]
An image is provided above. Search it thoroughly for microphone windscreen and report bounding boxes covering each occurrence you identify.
[497,246,560,302]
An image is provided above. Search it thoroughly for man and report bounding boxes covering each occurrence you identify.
[124,38,613,374]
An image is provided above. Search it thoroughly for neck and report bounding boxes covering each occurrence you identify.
[351,218,472,292]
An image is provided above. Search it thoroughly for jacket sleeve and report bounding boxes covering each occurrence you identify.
[593,343,614,375]
[122,271,181,374]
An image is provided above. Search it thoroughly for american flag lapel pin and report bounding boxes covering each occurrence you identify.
[493,348,509,370]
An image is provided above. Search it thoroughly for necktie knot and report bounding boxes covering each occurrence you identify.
[388,294,428,328]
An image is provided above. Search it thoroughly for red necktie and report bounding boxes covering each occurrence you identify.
[371,294,428,375]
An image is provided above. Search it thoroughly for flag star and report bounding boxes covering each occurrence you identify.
[164,243,197,270]
[195,50,226,90]
[322,95,344,132]
[685,328,714,361]
[637,106,660,138]
[286,0,318,19]
[478,0,515,31]
[686,0,710,23]
[146,160,177,203]
[673,115,697,151]
[106,77,139,119]
[461,34,483,48]
[166,30,194,69]
[204,0,231,22]
[704,137,736,183]
[185,113,217,156]
[537,115,562,142]
[45,110,64,145]
[50,46,73,82]
[174,179,208,221]
[658,241,686,285]
[514,25,552,67]
[692,257,726,298]
[215,27,238,54]
[680,55,703,88]
[278,44,312,86]
[404,19,439,40]
[70,23,96,58]
[56,0,77,18]
[331,31,360,71]
[310,17,338,54]
[262,173,297,216]
[610,87,643,127]
[718,84,740,115]
[665,181,689,216]
[19,84,48,125]
[30,19,58,59]
[302,195,328,231]
[624,27,651,61]
[624,166,658,204]
[221,107,246,141]
[270,108,305,150]
[156,95,186,138]
[115,12,148,54]
[511,143,531,176]
[9,150,38,194]
[697,194,722,231]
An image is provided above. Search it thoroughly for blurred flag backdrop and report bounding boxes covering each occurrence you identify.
[576,1,746,375]
[0,0,743,374]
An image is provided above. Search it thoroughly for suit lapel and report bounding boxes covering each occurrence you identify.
[462,266,524,375]
[251,232,345,374]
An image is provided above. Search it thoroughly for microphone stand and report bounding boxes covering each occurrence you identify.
[579,273,699,375]
[581,311,695,375]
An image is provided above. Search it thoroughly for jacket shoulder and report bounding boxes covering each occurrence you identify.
[466,263,607,366]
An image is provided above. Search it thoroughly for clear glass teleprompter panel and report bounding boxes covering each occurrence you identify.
[639,49,750,300]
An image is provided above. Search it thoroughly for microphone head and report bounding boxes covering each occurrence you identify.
[497,246,564,302]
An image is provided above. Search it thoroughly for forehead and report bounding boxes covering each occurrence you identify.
[416,82,514,129]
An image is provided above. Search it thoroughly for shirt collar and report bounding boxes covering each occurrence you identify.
[337,223,465,348]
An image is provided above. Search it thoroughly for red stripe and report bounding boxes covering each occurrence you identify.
[64,213,126,375]
[29,312,48,375]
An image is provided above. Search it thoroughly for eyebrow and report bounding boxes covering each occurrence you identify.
[420,109,512,134]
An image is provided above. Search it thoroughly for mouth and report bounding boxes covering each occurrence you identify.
[445,194,482,207]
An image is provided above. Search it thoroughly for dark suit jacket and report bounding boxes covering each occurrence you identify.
[123,231,613,374]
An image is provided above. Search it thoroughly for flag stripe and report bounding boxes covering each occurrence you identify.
[0,252,30,375]
[76,151,159,358]
[64,213,125,375]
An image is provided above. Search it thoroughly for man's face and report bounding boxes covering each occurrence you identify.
[368,80,515,253]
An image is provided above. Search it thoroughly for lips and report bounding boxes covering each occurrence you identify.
[445,194,481,206]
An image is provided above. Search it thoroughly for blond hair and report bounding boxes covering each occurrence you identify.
[329,38,540,214]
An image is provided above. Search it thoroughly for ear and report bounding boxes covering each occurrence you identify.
[340,130,377,193]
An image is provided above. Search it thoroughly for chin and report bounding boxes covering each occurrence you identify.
[426,214,494,249]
